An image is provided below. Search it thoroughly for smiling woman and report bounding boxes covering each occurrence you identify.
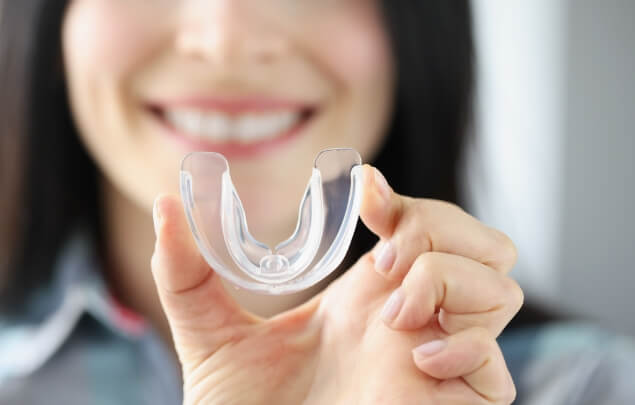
[61,0,394,249]
[6,1,635,405]
[0,1,555,404]
[0,0,472,315]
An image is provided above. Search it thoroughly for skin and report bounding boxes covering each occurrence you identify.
[153,169,522,404]
[62,0,523,403]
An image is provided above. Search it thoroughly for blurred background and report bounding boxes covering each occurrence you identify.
[1,1,632,335]
[466,0,635,335]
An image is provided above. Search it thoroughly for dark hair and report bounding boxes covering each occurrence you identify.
[0,0,99,313]
[0,1,472,314]
[349,1,474,268]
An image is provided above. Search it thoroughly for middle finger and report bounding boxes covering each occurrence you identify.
[379,251,524,335]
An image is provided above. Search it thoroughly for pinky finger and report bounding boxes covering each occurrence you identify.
[412,327,516,404]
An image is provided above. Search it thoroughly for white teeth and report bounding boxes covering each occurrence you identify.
[203,115,231,141]
[183,113,202,135]
[163,109,302,143]
[235,115,263,141]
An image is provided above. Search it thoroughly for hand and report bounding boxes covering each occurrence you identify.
[151,165,522,405]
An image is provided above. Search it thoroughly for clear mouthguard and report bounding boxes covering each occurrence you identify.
[180,148,363,294]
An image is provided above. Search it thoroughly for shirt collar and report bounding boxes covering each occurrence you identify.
[0,230,148,381]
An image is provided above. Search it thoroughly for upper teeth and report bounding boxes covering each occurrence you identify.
[164,109,301,142]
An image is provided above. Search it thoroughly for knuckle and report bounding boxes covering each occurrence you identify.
[466,326,515,405]
[412,252,441,279]
[470,326,496,350]
[414,229,434,255]
[503,277,525,314]
[495,377,517,405]
[408,200,460,252]
[495,230,519,268]
[406,253,442,293]
[394,195,415,221]
[504,382,518,404]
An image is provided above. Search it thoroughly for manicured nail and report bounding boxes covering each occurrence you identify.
[153,197,162,237]
[381,288,404,323]
[374,241,396,275]
[413,339,447,358]
[374,167,392,202]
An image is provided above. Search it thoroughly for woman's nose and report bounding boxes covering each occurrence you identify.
[175,0,289,66]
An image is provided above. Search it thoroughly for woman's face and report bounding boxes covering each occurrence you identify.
[63,0,394,244]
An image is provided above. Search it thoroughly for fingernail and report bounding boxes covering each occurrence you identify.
[413,339,447,358]
[374,241,396,275]
[381,288,404,323]
[153,197,162,237]
[374,167,392,202]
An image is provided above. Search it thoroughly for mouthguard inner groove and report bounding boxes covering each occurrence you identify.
[180,148,363,295]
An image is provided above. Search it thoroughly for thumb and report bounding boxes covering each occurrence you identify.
[151,194,256,362]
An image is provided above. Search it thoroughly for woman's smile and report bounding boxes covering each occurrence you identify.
[147,96,318,157]
[61,0,394,263]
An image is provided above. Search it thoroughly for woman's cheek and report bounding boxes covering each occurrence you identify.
[306,9,394,161]
[311,11,392,86]
[63,1,165,77]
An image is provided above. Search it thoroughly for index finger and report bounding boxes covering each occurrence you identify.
[360,165,517,277]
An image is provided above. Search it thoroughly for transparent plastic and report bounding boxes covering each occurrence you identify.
[180,148,363,294]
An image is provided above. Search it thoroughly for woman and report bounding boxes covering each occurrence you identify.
[0,1,630,404]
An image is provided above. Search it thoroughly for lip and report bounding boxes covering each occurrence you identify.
[146,97,317,158]
[150,96,313,114]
